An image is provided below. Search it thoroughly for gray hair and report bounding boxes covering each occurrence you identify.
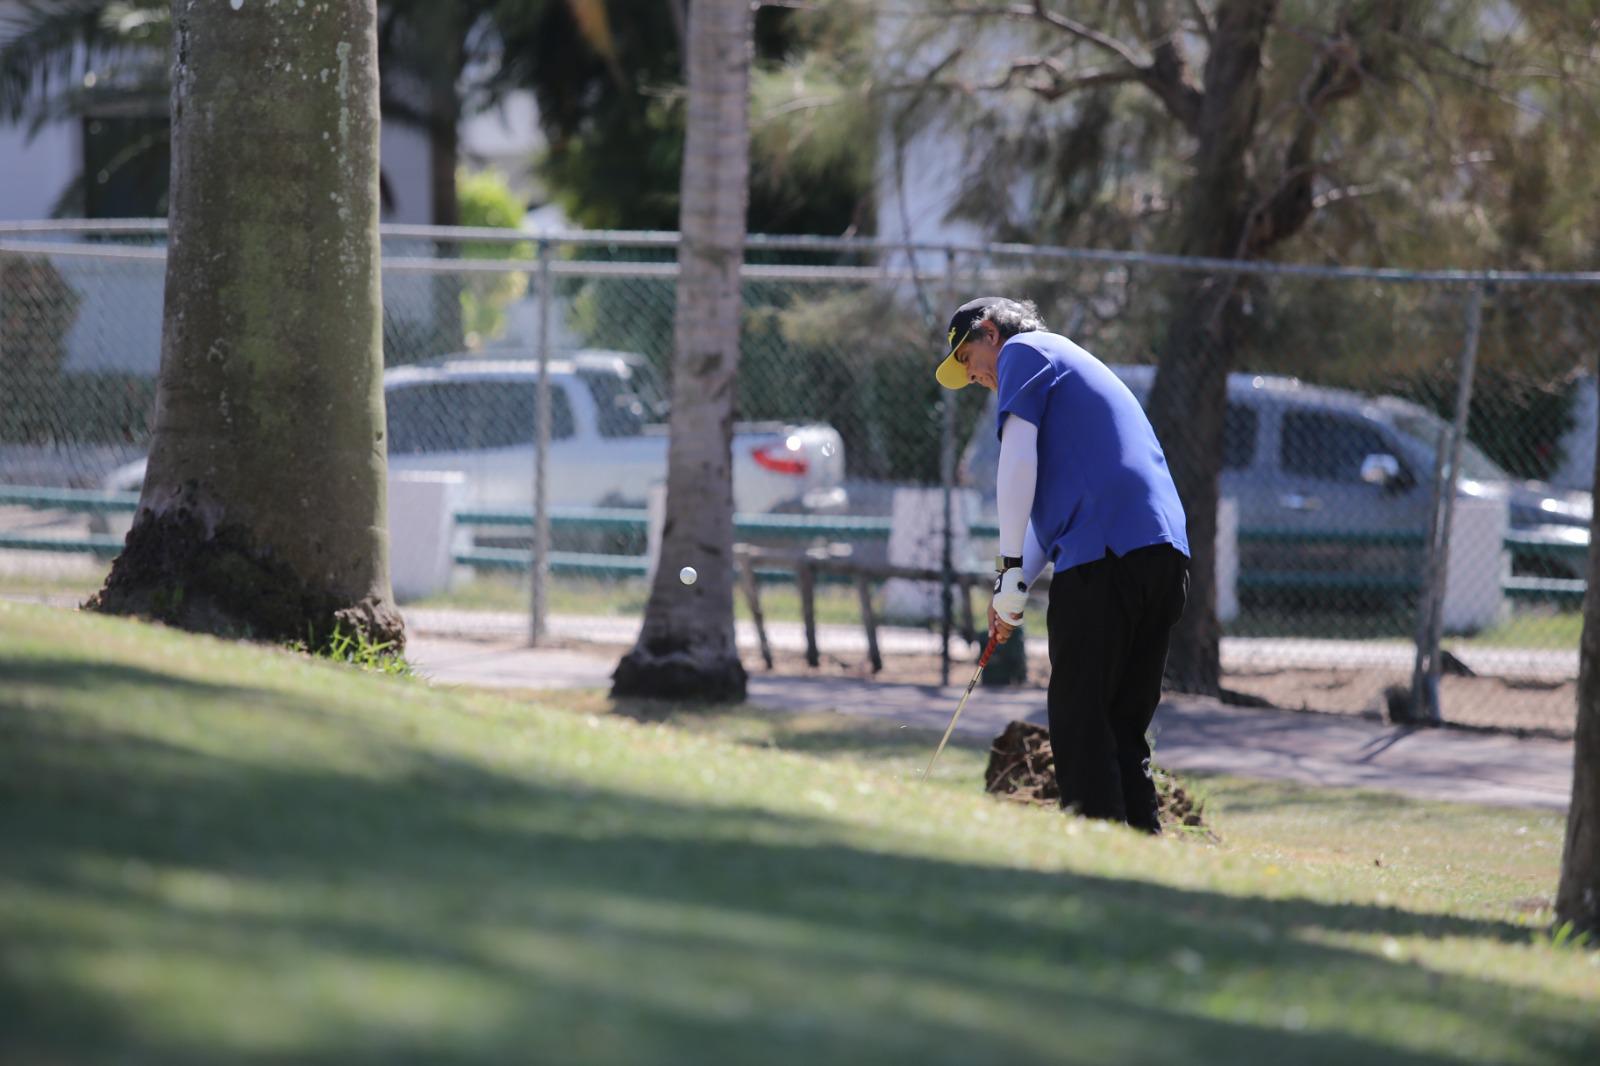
[978,298,1047,338]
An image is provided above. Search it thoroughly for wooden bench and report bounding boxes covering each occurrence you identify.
[733,544,990,673]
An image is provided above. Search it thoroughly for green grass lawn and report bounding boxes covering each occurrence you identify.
[417,572,913,628]
[0,566,106,602]
[0,553,1581,650]
[1225,604,1584,650]
[1460,608,1584,651]
[1,601,1595,1065]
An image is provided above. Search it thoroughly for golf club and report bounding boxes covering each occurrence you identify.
[922,632,1000,779]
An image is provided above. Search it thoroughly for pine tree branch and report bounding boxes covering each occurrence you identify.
[928,2,1203,131]
[980,57,1142,100]
[1021,0,1203,130]
[1013,0,1148,69]
[1243,17,1374,254]
[1131,0,1204,134]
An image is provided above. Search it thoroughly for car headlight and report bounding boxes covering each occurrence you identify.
[1538,498,1591,527]
[1512,500,1589,530]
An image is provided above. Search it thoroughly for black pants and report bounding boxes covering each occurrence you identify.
[1046,544,1188,832]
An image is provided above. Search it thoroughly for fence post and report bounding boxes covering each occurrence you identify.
[939,247,958,686]
[1409,429,1449,722]
[529,238,553,645]
[799,555,820,668]
[1410,281,1486,722]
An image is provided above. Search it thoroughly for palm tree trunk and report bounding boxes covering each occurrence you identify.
[612,0,752,701]
[90,0,401,650]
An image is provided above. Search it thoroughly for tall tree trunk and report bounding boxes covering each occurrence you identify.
[429,120,459,228]
[89,0,402,651]
[1147,286,1244,695]
[427,111,465,354]
[612,0,751,701]
[426,16,464,355]
[1556,451,1600,934]
[1144,0,1275,695]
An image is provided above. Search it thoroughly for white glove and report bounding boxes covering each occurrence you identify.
[992,567,1027,626]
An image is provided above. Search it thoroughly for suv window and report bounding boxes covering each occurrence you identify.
[1122,392,1255,470]
[386,381,574,454]
[1281,410,1393,482]
[578,369,647,438]
[1224,404,1257,470]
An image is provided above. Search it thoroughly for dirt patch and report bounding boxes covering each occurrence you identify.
[983,720,1213,837]
[1224,666,1576,737]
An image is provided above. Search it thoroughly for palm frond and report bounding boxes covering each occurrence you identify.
[0,0,166,123]
[24,68,166,136]
[563,0,624,87]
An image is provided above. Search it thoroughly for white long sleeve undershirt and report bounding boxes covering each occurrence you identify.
[1022,519,1046,588]
[997,415,1042,585]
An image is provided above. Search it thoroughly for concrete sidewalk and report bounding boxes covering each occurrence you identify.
[409,634,1574,812]
[406,606,1579,681]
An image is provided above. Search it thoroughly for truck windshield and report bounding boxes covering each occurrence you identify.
[625,361,670,420]
[1387,411,1508,480]
[579,369,654,437]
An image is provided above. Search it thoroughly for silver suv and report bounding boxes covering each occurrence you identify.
[959,368,1592,597]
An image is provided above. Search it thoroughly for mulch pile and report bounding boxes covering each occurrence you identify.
[983,720,1212,836]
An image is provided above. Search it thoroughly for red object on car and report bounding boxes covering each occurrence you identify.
[752,443,808,476]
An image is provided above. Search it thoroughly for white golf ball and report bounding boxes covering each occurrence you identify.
[679,566,698,585]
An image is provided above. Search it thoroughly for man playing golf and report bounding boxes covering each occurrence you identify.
[936,296,1190,832]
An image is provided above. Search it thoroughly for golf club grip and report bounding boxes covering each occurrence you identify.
[977,635,999,669]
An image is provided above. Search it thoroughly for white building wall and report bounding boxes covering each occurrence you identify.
[0,0,101,220]
[0,0,544,229]
[461,91,542,204]
[0,100,546,227]
[379,120,432,225]
[875,118,990,254]
[57,254,166,375]
[871,12,1034,264]
[0,119,79,221]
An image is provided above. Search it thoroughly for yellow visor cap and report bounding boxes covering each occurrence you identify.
[935,351,970,390]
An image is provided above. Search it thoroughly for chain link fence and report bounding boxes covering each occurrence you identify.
[2,221,1594,734]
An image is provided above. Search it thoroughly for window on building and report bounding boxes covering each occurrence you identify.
[82,116,170,218]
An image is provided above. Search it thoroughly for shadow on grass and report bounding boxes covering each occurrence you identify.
[1,658,1594,1066]
[600,697,996,768]
[745,723,967,760]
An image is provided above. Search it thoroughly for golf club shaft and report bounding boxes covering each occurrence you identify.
[923,635,999,779]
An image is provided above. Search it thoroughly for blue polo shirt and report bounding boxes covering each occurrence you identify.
[996,331,1189,570]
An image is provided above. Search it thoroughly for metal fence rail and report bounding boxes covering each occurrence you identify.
[5,481,1574,600]
[1,221,1594,734]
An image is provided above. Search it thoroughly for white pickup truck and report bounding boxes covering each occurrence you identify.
[100,349,848,515]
